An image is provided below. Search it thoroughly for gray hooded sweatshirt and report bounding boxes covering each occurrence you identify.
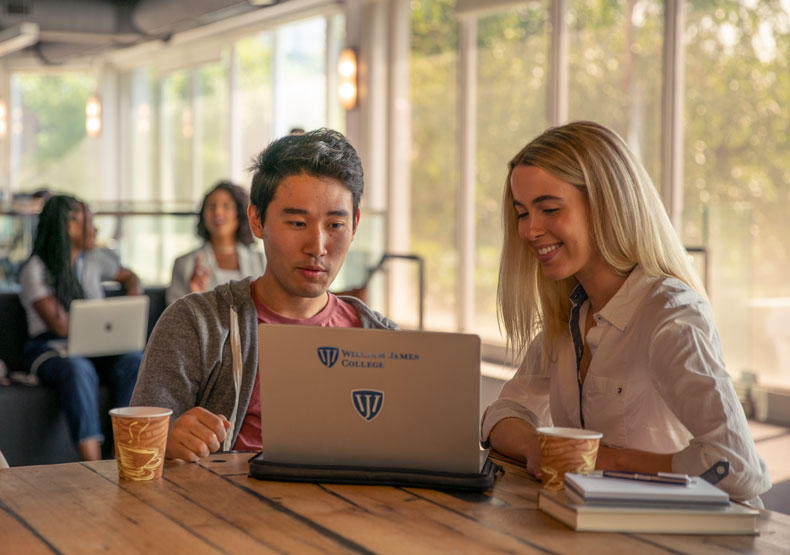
[130,277,397,448]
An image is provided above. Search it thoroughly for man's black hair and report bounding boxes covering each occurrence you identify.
[248,128,363,228]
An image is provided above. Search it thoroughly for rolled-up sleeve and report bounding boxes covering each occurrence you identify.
[481,336,552,444]
[649,305,771,501]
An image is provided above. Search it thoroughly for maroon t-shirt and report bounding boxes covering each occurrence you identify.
[233,287,362,451]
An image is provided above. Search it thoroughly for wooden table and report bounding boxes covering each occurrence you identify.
[1,453,788,554]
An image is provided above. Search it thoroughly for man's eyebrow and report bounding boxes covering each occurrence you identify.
[282,208,309,216]
[281,207,351,217]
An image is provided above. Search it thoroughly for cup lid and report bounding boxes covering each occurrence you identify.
[536,426,603,440]
[109,407,173,418]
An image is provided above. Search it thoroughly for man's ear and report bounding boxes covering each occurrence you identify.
[248,204,264,239]
[351,209,360,238]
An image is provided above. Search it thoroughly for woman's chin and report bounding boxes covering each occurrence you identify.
[539,264,573,282]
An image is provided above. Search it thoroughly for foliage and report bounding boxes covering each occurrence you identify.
[410,0,790,365]
[410,0,459,328]
[14,73,95,194]
[683,0,790,298]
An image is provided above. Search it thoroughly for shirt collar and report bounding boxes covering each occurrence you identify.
[599,265,656,331]
[567,265,656,332]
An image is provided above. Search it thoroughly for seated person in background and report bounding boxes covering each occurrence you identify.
[482,121,770,503]
[132,128,397,462]
[19,195,143,461]
[166,181,266,305]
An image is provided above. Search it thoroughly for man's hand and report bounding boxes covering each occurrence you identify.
[166,407,231,462]
[189,254,211,294]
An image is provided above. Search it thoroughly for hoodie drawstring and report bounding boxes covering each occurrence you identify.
[223,305,243,451]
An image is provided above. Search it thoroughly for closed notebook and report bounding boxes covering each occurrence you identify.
[538,489,760,535]
[564,471,730,507]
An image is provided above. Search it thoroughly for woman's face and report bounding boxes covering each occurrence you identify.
[67,205,96,252]
[203,189,239,241]
[510,165,605,284]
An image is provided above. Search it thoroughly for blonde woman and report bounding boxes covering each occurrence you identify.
[481,121,769,503]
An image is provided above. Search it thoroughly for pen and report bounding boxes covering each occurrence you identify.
[601,470,692,486]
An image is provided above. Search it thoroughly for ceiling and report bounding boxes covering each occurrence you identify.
[0,0,285,65]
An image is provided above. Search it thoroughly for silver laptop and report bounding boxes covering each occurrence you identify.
[67,296,149,357]
[257,324,485,474]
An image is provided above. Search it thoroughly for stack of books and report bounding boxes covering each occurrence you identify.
[538,471,760,534]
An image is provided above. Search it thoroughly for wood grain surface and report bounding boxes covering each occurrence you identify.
[1,452,787,554]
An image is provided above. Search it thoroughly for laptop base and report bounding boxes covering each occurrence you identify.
[248,452,501,492]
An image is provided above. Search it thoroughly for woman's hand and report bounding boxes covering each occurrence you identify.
[488,417,543,481]
[116,267,144,296]
[189,253,211,294]
[595,444,674,473]
[524,438,543,480]
[32,296,69,337]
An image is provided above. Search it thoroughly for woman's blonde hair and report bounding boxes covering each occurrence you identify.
[497,120,704,361]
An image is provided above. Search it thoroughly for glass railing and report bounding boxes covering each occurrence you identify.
[0,201,386,297]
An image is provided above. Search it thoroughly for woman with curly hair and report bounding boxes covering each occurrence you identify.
[166,181,266,305]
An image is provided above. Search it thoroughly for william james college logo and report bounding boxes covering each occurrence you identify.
[317,346,339,368]
[352,389,384,421]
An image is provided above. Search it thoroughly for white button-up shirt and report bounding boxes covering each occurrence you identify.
[481,266,770,501]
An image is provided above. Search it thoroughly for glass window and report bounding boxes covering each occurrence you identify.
[160,69,192,202]
[683,1,790,387]
[474,3,551,342]
[274,16,329,136]
[567,0,664,185]
[197,51,231,192]
[10,73,98,198]
[409,0,460,331]
[125,67,157,203]
[236,31,275,185]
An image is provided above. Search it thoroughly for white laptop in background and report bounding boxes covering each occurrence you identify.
[67,296,149,357]
[257,324,485,474]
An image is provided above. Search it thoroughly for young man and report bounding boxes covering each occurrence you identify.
[131,129,396,462]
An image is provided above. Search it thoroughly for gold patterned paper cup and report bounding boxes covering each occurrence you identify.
[536,426,603,490]
[109,407,173,481]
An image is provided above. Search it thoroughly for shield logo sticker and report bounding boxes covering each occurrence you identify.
[317,346,339,368]
[351,389,384,421]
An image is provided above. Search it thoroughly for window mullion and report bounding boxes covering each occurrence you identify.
[661,0,685,231]
[548,0,568,125]
[458,16,477,333]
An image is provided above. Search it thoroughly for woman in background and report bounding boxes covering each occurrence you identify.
[166,181,265,305]
[481,121,769,503]
[19,195,143,461]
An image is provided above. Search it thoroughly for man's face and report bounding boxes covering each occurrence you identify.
[249,172,359,313]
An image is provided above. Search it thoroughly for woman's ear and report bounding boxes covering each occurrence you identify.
[248,204,264,239]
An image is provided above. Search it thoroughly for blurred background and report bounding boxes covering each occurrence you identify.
[0,0,789,409]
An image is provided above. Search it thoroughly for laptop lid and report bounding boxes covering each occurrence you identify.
[68,296,149,357]
[258,324,484,474]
